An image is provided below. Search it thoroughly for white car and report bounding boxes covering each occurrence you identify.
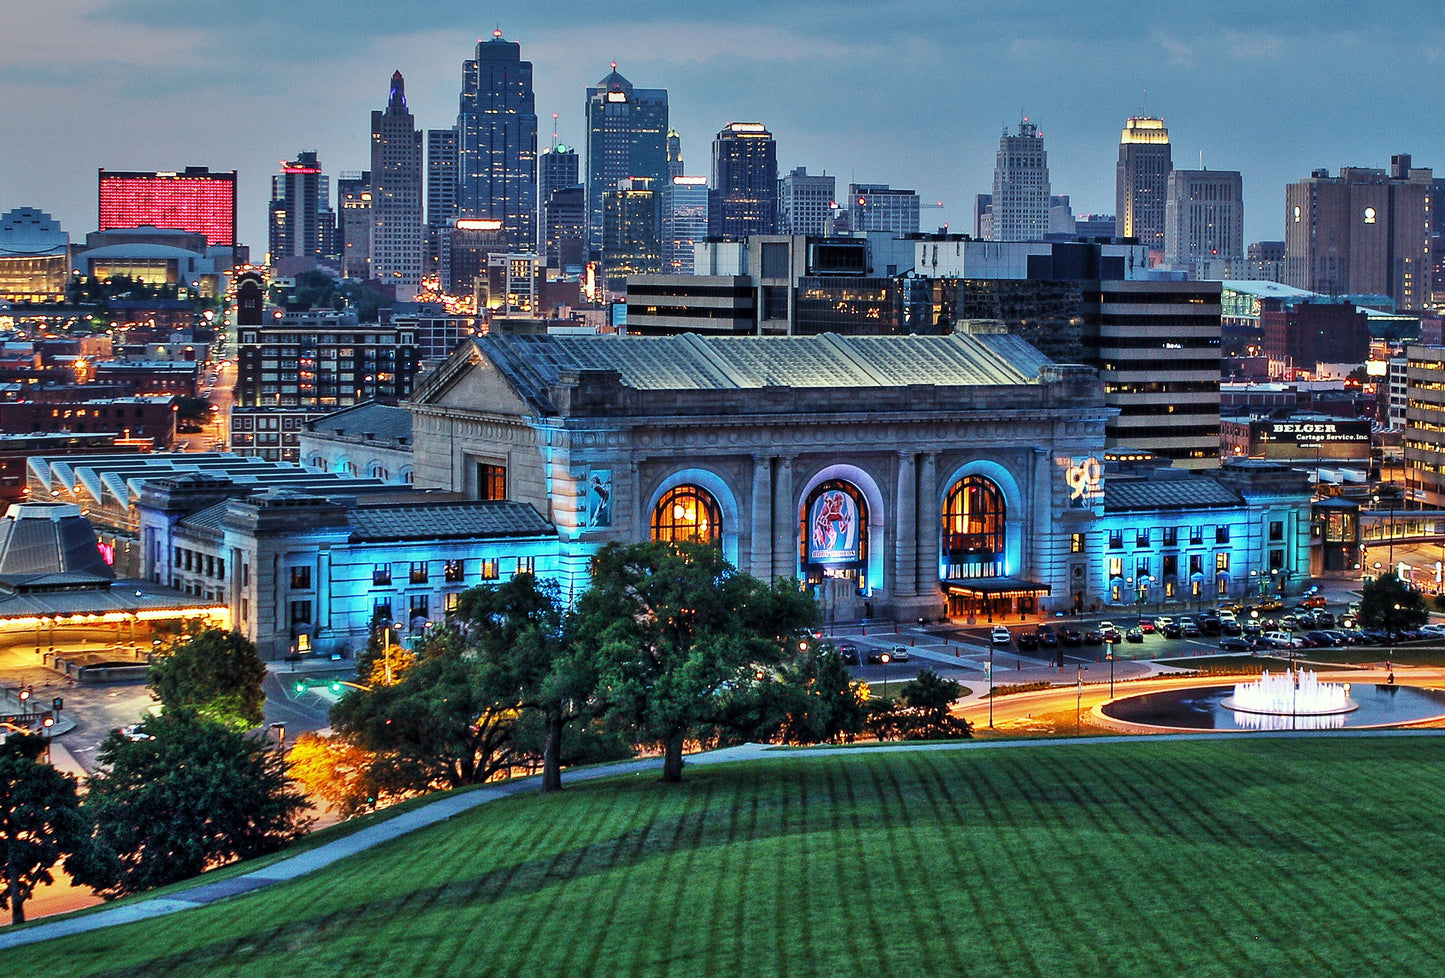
[990,627,1012,645]
[1261,630,1306,649]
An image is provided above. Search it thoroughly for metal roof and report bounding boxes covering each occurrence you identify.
[347,501,553,543]
[1104,476,1244,513]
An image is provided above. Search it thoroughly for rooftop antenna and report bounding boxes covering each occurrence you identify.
[1200,149,1205,171]
[552,112,559,151]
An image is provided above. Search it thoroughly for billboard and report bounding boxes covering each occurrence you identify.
[1258,419,1370,460]
[1062,456,1104,510]
[807,488,861,564]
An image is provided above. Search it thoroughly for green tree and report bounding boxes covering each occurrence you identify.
[0,734,85,924]
[1359,572,1429,637]
[712,639,867,746]
[148,629,266,730]
[576,541,818,782]
[76,713,311,898]
[458,573,599,792]
[329,648,517,794]
[866,668,972,742]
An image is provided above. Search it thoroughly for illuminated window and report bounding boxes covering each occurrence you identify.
[941,476,1004,579]
[651,485,722,546]
[1070,533,1085,553]
[480,558,499,580]
[1216,552,1230,572]
[373,565,391,586]
[477,462,506,501]
[1108,557,1123,578]
[409,561,428,584]
[516,556,535,576]
[444,560,464,582]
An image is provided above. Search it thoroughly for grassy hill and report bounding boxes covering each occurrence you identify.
[26,735,1445,977]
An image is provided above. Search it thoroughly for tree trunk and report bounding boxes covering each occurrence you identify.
[661,731,685,783]
[9,858,22,925]
[541,713,563,793]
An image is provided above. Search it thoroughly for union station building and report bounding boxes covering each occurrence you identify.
[409,329,1123,622]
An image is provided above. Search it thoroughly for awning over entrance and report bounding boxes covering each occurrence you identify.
[943,576,1052,599]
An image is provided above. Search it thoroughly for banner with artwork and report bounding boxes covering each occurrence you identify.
[807,488,861,564]
[586,469,612,528]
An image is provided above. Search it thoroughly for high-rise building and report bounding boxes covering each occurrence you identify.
[537,144,579,253]
[848,184,920,236]
[779,167,835,236]
[426,128,458,230]
[585,65,669,255]
[664,176,709,275]
[542,186,586,272]
[337,171,372,280]
[269,151,329,263]
[98,166,237,247]
[710,123,778,238]
[370,71,424,300]
[456,31,538,249]
[1164,169,1244,268]
[603,177,662,287]
[1285,156,1433,309]
[666,130,685,182]
[988,120,1050,241]
[1115,116,1172,250]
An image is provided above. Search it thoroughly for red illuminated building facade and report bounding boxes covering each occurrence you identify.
[98,167,238,247]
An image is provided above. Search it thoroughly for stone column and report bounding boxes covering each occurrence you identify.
[894,452,918,597]
[750,455,773,579]
[916,452,939,597]
[772,457,794,581]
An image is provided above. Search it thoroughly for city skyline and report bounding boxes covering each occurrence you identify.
[2,2,1443,251]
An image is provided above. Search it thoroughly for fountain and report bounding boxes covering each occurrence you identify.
[1221,669,1357,717]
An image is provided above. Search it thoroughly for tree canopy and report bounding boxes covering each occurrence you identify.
[76,713,311,898]
[1358,573,1429,636]
[148,629,267,730]
[576,541,818,782]
[0,734,85,924]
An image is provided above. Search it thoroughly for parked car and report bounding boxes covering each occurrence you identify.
[1154,616,1175,631]
[1061,628,1083,647]
[1242,621,1263,637]
[1180,618,1202,638]
[1304,630,1341,647]
[1084,629,1105,645]
[1257,598,1284,612]
[1218,636,1253,652]
[1220,619,1243,636]
[1138,617,1156,634]
[1099,622,1122,643]
[1162,621,1183,638]
[1261,630,1305,649]
[1198,617,1222,636]
[889,646,911,662]
[1314,611,1335,628]
[991,627,1013,646]
[837,643,861,665]
[1017,631,1040,651]
[1037,627,1060,648]
[1124,627,1145,643]
[1301,594,1328,609]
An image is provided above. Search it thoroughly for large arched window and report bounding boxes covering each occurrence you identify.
[800,480,869,587]
[650,485,722,545]
[941,475,1006,579]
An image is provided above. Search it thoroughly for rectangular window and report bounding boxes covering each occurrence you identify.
[408,594,429,620]
[1163,527,1178,547]
[1164,582,1176,598]
[1111,584,1121,601]
[373,564,392,586]
[1136,529,1150,548]
[1269,548,1285,570]
[1070,533,1085,554]
[1108,557,1123,578]
[409,561,428,584]
[515,556,535,576]
[290,565,311,589]
[1190,527,1204,546]
[445,592,460,613]
[373,598,392,622]
[1163,555,1178,578]
[1216,578,1227,598]
[1191,579,1202,597]
[242,564,250,587]
[479,558,499,580]
[477,463,506,501]
[1135,559,1150,579]
[1269,520,1284,542]
[290,600,311,626]
[444,559,464,583]
[1108,530,1123,550]
[1189,554,1204,576]
[1216,552,1230,572]
[1215,526,1230,545]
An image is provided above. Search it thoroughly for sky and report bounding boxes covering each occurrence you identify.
[3,0,1444,252]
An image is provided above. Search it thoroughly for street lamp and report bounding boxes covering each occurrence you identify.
[987,636,995,729]
[879,652,891,701]
[1106,641,1115,698]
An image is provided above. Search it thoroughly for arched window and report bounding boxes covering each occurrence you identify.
[800,480,869,587]
[941,475,1006,579]
[651,485,721,545]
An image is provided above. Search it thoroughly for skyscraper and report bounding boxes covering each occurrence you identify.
[988,120,1050,241]
[603,177,663,287]
[269,151,328,263]
[710,122,778,238]
[664,176,709,274]
[779,167,835,236]
[1115,116,1172,250]
[371,70,424,300]
[456,31,538,249]
[1164,169,1244,268]
[848,184,920,235]
[666,130,684,182]
[426,128,458,230]
[1285,156,1433,309]
[337,171,372,280]
[538,143,579,250]
[585,65,669,255]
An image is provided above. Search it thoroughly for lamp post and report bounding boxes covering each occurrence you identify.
[1106,641,1115,698]
[1390,602,1399,681]
[879,652,891,701]
[270,722,286,752]
[987,638,995,729]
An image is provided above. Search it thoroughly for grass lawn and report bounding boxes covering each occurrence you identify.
[23,736,1445,977]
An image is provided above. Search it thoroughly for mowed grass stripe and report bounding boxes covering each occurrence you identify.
[21,737,1445,977]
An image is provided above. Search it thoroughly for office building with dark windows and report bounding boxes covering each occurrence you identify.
[1115,116,1172,251]
[710,123,778,238]
[585,66,669,255]
[455,31,538,250]
[370,71,425,300]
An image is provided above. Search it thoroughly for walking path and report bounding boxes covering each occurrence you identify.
[4,722,1443,950]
